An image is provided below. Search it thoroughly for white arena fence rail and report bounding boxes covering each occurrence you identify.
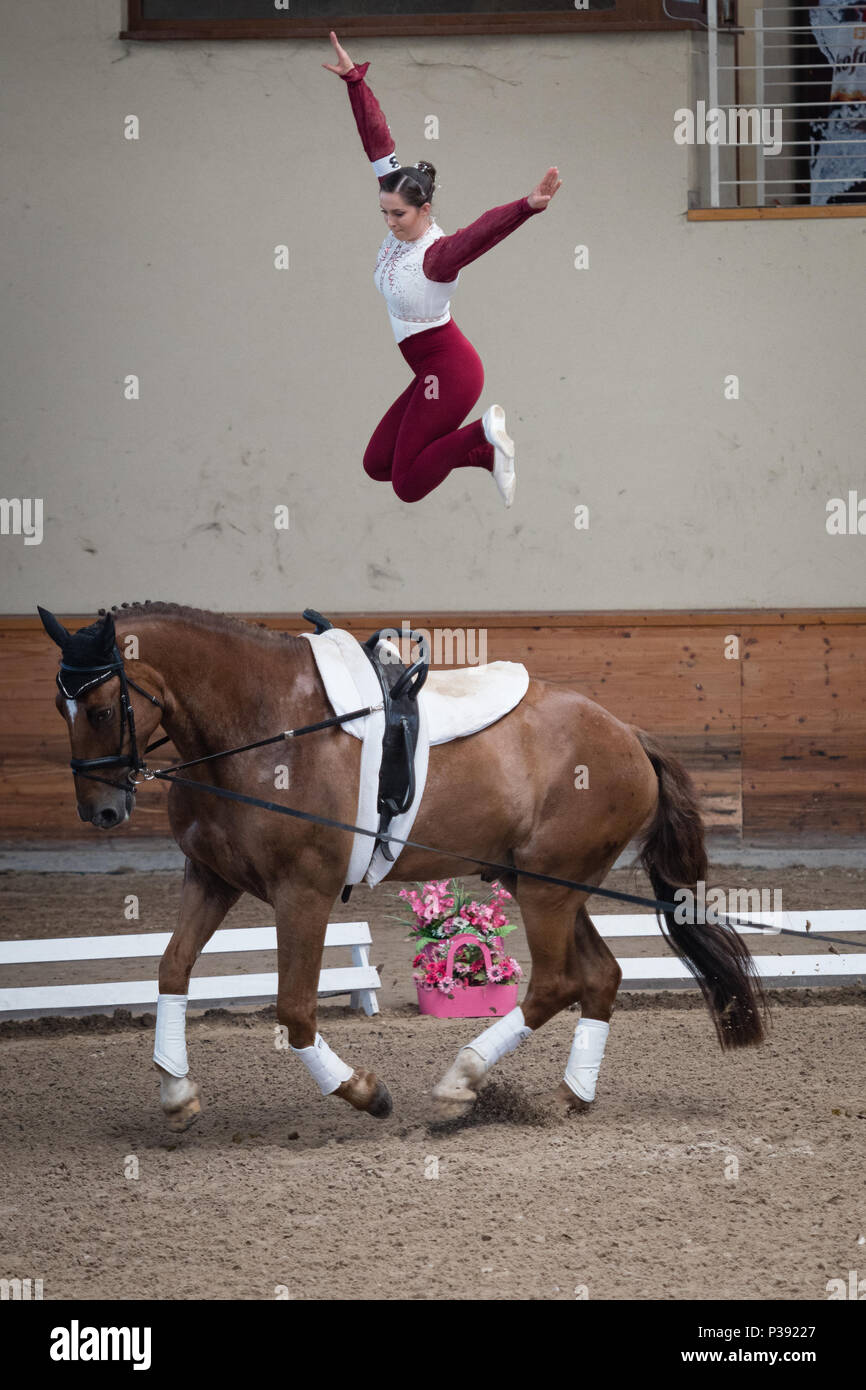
[0,912,863,1022]
[0,921,381,1021]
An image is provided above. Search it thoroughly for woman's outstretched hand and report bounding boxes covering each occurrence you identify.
[528,167,562,210]
[322,31,355,77]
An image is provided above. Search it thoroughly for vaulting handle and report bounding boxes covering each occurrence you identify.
[303,608,333,634]
[390,656,428,701]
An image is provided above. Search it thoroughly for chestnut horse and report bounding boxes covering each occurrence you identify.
[39,603,766,1130]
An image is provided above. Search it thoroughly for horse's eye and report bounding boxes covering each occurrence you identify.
[90,706,113,726]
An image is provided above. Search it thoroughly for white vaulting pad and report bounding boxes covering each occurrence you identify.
[423,661,529,744]
[302,630,528,887]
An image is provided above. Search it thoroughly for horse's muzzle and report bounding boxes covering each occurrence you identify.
[79,789,133,828]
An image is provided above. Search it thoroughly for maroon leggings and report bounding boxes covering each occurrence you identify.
[363,318,495,503]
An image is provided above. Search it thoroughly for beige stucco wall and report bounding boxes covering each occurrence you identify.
[1,1,864,615]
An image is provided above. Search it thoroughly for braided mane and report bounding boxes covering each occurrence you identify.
[99,602,283,641]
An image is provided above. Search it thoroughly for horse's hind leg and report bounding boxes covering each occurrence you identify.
[155,859,239,1131]
[553,904,622,1113]
[274,881,392,1119]
[432,882,587,1116]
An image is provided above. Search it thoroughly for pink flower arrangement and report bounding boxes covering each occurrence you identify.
[398,878,522,998]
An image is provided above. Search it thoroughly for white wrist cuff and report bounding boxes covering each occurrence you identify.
[463,1006,532,1071]
[564,1018,610,1102]
[154,993,189,1077]
[291,1032,354,1095]
[373,152,401,178]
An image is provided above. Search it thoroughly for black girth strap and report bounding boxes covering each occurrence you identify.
[361,626,428,861]
[303,610,428,867]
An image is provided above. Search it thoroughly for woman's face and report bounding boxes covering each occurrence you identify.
[379,191,432,242]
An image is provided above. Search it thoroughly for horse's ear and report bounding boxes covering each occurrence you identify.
[37,606,69,648]
[98,610,116,654]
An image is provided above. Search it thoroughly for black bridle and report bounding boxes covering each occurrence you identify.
[57,646,168,788]
[59,646,379,793]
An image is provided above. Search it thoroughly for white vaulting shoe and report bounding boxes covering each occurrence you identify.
[482,404,516,509]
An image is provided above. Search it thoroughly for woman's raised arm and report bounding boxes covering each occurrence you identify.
[423,169,561,284]
[323,31,401,181]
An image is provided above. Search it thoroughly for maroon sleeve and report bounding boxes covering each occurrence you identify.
[340,62,400,176]
[422,197,543,283]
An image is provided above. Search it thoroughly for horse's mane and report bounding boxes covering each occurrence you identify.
[99,602,289,643]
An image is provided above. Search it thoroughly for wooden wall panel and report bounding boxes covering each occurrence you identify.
[0,611,863,843]
[741,624,866,837]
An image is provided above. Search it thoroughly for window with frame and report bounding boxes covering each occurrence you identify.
[121,0,698,39]
[687,0,866,214]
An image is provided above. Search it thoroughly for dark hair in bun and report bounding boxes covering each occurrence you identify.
[379,161,437,208]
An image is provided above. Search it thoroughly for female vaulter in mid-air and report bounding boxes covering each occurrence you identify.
[323,32,561,507]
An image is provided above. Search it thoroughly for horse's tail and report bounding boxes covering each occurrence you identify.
[634,729,767,1049]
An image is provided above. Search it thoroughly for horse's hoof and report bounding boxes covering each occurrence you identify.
[433,1100,475,1123]
[367,1080,393,1119]
[431,1085,477,1121]
[432,1080,477,1104]
[164,1095,201,1132]
[553,1080,591,1114]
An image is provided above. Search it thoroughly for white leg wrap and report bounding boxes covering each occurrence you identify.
[291,1032,354,1096]
[563,1017,610,1102]
[463,1006,533,1072]
[154,994,189,1078]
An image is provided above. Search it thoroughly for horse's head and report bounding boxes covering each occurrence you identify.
[39,606,164,830]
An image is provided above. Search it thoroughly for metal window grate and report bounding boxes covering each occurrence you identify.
[693,0,866,208]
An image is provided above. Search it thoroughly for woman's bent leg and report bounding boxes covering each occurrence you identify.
[363,379,416,483]
[392,418,492,503]
[390,322,495,503]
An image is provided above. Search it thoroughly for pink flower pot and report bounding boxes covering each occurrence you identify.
[414,933,519,1018]
[416,981,519,1018]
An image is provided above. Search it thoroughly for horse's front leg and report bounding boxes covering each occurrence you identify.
[155,858,239,1131]
[274,882,392,1119]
